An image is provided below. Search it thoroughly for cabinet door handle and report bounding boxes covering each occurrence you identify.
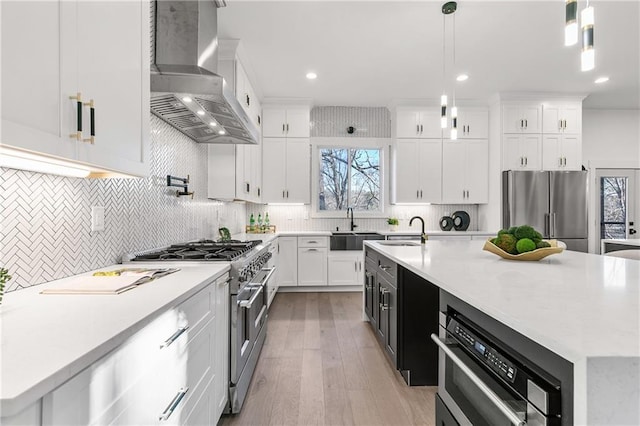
[524,157,528,166]
[420,190,423,198]
[160,326,189,349]
[558,119,562,131]
[246,93,250,107]
[282,123,285,133]
[563,157,567,166]
[417,190,420,199]
[82,99,95,144]
[416,124,420,134]
[520,119,523,129]
[282,190,285,199]
[558,157,562,167]
[159,387,189,421]
[355,261,358,272]
[462,189,465,198]
[525,119,528,129]
[286,190,289,198]
[286,123,289,133]
[69,92,83,140]
[563,119,567,129]
[420,124,424,134]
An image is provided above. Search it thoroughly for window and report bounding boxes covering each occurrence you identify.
[318,148,381,212]
[600,176,628,239]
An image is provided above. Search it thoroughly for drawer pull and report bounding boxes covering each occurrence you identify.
[307,240,318,244]
[379,265,391,271]
[160,326,189,349]
[159,387,189,421]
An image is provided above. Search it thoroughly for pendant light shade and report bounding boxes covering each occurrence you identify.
[565,0,578,46]
[581,5,595,71]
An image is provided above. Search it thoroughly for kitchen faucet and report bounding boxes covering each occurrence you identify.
[409,216,427,244]
[346,207,358,231]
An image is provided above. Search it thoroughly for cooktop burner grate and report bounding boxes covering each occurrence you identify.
[130,240,262,261]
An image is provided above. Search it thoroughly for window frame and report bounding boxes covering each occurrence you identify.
[311,137,390,219]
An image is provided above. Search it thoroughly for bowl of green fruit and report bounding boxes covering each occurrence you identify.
[483,225,565,261]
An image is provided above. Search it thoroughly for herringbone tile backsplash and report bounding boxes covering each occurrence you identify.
[0,116,246,292]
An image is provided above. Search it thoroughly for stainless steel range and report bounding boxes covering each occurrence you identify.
[126,239,275,414]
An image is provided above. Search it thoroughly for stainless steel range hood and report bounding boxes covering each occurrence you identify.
[151,0,259,144]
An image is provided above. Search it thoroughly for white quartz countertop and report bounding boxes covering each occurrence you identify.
[0,263,230,417]
[365,240,639,360]
[377,230,495,236]
[365,240,640,424]
[602,238,640,248]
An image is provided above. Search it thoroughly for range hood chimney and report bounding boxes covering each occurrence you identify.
[151,0,259,144]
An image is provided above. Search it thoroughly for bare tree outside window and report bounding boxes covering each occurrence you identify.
[600,177,627,239]
[319,148,380,211]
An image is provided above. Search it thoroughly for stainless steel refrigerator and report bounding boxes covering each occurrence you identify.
[502,170,588,252]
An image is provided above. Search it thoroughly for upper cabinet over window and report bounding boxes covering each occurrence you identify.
[1,0,150,177]
[262,107,310,138]
[393,107,442,139]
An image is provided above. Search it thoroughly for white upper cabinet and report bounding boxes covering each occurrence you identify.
[261,138,310,203]
[218,40,262,129]
[503,134,542,170]
[1,0,150,177]
[392,139,442,203]
[262,107,310,138]
[457,108,489,139]
[502,104,543,133]
[542,102,582,134]
[442,139,489,204]
[395,108,442,139]
[542,134,582,170]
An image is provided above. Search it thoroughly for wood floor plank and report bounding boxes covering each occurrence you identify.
[220,292,437,426]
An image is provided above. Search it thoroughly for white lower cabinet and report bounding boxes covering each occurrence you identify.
[276,237,298,287]
[328,252,364,286]
[298,247,328,286]
[40,274,229,426]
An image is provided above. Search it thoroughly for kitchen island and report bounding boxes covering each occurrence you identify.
[364,240,639,425]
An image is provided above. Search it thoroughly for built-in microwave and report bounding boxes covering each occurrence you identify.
[432,309,562,426]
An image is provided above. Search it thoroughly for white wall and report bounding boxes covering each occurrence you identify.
[582,109,640,166]
[582,108,640,253]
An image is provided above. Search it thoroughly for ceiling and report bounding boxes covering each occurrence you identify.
[218,1,640,109]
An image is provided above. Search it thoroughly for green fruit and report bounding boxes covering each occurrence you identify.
[495,233,518,254]
[516,238,536,253]
[536,240,551,249]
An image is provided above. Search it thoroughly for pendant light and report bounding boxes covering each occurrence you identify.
[441,2,457,130]
[450,5,458,140]
[565,0,578,46]
[581,2,595,71]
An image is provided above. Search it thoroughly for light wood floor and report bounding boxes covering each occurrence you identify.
[220,292,437,426]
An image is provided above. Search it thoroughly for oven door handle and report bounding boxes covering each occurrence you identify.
[258,266,276,286]
[239,285,264,309]
[430,334,526,426]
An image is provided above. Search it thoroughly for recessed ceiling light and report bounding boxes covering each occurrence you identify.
[209,121,217,127]
[456,74,469,82]
[306,72,317,80]
[218,130,226,135]
[182,96,192,103]
[595,76,610,84]
[197,110,205,116]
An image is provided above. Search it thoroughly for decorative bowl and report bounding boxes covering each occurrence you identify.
[483,239,565,261]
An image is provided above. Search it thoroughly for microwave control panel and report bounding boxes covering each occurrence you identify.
[448,319,517,383]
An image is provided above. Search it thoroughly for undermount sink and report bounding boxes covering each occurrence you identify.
[330,231,385,250]
[377,241,421,247]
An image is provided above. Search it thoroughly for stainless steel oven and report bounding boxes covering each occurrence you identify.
[432,310,562,426]
[228,254,275,413]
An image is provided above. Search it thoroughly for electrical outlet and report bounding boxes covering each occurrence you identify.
[91,206,105,232]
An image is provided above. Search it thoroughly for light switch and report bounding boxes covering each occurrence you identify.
[91,206,105,232]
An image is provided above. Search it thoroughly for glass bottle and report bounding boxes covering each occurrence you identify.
[265,212,270,231]
[257,213,263,232]
[249,213,255,232]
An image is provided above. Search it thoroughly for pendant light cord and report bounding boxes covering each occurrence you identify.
[442,14,446,89]
[452,13,456,106]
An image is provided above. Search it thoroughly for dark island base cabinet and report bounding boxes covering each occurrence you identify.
[364,247,439,386]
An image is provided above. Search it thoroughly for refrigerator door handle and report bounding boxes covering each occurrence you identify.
[551,212,557,238]
[544,213,550,238]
